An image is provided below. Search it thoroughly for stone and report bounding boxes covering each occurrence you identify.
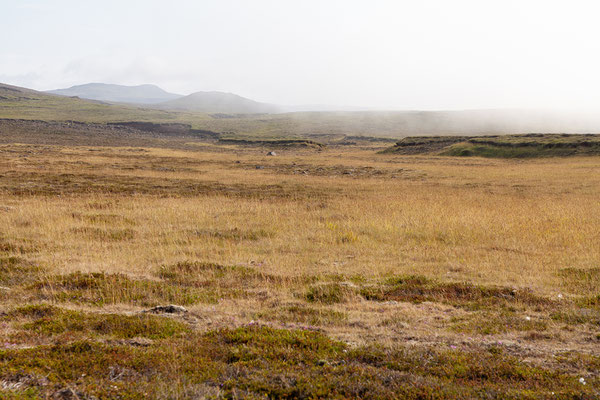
[144,305,188,314]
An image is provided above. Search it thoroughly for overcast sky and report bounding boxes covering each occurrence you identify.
[2,0,600,110]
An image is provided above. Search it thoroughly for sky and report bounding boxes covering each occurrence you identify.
[2,0,600,110]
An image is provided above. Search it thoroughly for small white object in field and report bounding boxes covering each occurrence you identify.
[525,316,531,321]
[557,293,563,299]
[579,377,586,385]
[267,151,276,156]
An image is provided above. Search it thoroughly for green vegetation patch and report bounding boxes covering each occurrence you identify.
[0,238,39,255]
[382,134,600,158]
[440,143,587,158]
[558,267,600,294]
[360,275,552,310]
[0,170,331,199]
[254,304,348,326]
[186,227,274,241]
[29,271,221,306]
[70,226,136,241]
[8,304,188,339]
[0,326,596,399]
[451,311,548,335]
[72,213,134,225]
[304,282,359,304]
[551,308,600,326]
[157,260,287,289]
[0,256,43,287]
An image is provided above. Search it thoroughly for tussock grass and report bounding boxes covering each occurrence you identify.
[305,282,359,304]
[254,304,348,326]
[551,309,600,327]
[70,226,136,241]
[0,256,42,287]
[72,212,134,225]
[558,267,600,293]
[8,304,189,339]
[451,311,549,335]
[29,272,220,306]
[0,238,39,255]
[360,275,553,310]
[157,261,291,288]
[186,227,274,241]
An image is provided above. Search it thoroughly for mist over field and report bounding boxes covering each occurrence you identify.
[4,1,600,134]
[3,1,600,113]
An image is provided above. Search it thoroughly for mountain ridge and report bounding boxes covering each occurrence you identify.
[155,90,281,113]
[47,83,283,113]
[46,83,183,105]
[4,82,600,135]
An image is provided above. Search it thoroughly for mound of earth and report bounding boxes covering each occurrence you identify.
[381,134,600,158]
[218,138,324,148]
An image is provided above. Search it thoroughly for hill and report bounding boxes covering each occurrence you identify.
[0,82,53,100]
[5,82,600,139]
[0,82,212,124]
[156,91,281,114]
[47,83,183,104]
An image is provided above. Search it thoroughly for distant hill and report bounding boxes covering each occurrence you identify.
[156,91,281,114]
[0,82,52,100]
[0,82,200,123]
[47,83,182,104]
[4,82,600,137]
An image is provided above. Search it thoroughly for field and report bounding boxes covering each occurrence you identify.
[0,117,599,399]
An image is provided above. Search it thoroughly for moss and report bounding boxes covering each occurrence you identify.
[0,388,40,399]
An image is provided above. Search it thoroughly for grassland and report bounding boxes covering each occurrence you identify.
[0,117,599,399]
[383,134,600,158]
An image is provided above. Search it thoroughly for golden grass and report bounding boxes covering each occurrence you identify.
[1,145,599,291]
[2,141,600,397]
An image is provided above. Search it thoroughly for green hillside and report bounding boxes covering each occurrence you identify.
[0,83,211,125]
